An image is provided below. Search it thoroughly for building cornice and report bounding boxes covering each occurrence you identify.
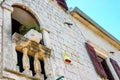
[70,7,120,50]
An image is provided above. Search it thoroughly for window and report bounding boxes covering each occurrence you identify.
[85,43,114,80]
[12,5,40,35]
[56,0,68,10]
[98,57,114,80]
[110,58,120,79]
[11,5,47,79]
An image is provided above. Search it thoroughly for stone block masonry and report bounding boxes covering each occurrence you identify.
[0,0,120,80]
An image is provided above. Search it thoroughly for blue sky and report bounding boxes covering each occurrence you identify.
[66,0,120,41]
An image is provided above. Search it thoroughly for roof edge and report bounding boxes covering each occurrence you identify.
[70,7,120,50]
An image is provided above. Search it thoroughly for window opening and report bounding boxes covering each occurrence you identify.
[110,58,120,79]
[85,43,114,79]
[29,55,35,76]
[98,57,114,80]
[17,51,24,72]
[11,6,40,35]
[12,19,21,35]
[40,60,47,80]
[85,43,107,78]
[40,39,44,45]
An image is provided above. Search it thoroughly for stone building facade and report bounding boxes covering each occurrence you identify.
[0,0,120,80]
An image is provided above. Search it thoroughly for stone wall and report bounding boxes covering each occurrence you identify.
[0,1,3,78]
[38,0,120,80]
[0,0,120,80]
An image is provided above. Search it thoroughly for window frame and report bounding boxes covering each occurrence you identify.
[86,41,119,79]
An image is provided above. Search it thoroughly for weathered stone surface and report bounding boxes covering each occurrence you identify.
[2,8,15,71]
[34,73,44,80]
[24,29,42,43]
[0,0,120,80]
[22,70,32,77]
[12,33,51,59]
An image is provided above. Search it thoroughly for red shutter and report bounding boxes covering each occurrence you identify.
[56,0,68,10]
[110,58,120,79]
[85,43,107,78]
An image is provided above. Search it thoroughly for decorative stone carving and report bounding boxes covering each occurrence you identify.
[12,33,51,60]
[12,33,51,79]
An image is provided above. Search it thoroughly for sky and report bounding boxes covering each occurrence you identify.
[66,0,120,41]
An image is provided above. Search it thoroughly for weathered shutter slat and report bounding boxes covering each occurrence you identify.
[110,58,120,79]
[85,43,107,78]
[56,0,68,10]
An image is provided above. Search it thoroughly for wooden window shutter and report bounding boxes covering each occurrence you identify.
[56,0,68,10]
[85,43,107,78]
[110,58,120,79]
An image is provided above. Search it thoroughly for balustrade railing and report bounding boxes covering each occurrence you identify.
[12,33,51,80]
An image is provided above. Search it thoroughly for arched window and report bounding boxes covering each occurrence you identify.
[11,5,47,79]
[12,5,40,35]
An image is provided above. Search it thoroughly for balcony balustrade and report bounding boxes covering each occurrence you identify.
[11,33,51,80]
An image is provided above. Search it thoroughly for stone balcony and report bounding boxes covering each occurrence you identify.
[4,33,51,80]
[12,32,51,59]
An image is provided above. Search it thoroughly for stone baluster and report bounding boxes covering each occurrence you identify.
[34,52,44,79]
[22,48,32,76]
